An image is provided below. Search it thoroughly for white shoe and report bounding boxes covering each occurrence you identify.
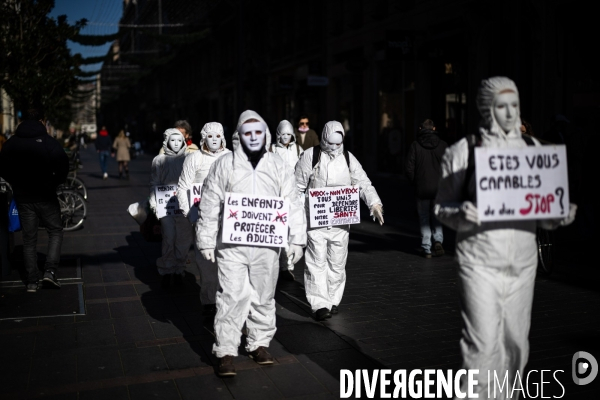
[103,172,108,179]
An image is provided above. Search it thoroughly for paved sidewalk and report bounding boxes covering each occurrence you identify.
[0,147,599,399]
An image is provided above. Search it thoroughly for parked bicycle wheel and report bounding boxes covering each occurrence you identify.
[57,190,87,231]
[537,228,554,274]
[65,176,88,200]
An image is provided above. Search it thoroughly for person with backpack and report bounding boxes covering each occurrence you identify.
[434,77,577,397]
[405,119,448,258]
[0,104,69,292]
[295,121,384,321]
[269,120,304,280]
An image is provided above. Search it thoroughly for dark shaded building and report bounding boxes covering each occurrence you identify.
[101,0,596,239]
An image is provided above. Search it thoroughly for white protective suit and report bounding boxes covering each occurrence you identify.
[197,110,307,358]
[270,120,304,272]
[150,129,193,276]
[295,121,382,312]
[434,77,576,399]
[270,120,304,169]
[177,122,231,305]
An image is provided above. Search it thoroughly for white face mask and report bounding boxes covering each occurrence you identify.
[168,135,184,153]
[239,121,266,152]
[493,91,519,133]
[206,132,222,151]
[323,132,343,153]
[280,133,292,145]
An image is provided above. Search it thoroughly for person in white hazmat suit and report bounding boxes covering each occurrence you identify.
[150,128,194,288]
[295,121,384,321]
[270,120,304,166]
[434,77,577,399]
[269,120,304,281]
[176,122,231,315]
[197,110,307,377]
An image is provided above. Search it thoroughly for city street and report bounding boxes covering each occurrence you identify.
[1,147,599,399]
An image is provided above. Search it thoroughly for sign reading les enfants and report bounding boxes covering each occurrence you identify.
[154,185,182,219]
[308,185,360,228]
[222,192,289,248]
[475,145,569,222]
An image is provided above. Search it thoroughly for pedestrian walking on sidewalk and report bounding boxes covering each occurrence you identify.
[176,122,231,315]
[295,121,384,321]
[0,104,69,292]
[150,129,193,288]
[434,77,578,397]
[405,119,448,258]
[269,120,304,281]
[113,130,131,179]
[197,110,306,377]
[96,126,113,179]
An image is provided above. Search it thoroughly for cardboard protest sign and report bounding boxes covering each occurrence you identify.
[475,145,569,222]
[308,185,360,228]
[222,192,289,247]
[154,185,182,219]
[187,183,203,223]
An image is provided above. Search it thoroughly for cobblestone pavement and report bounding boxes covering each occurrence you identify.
[1,147,598,399]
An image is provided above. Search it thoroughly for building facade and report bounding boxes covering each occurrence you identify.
[101,0,596,180]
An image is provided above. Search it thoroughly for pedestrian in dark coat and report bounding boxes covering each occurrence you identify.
[95,126,113,179]
[405,119,448,258]
[0,105,69,291]
[295,115,320,151]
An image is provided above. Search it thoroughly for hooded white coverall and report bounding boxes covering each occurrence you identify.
[177,122,231,305]
[150,129,193,276]
[270,120,304,169]
[270,120,304,272]
[197,110,307,357]
[295,121,382,312]
[434,77,576,399]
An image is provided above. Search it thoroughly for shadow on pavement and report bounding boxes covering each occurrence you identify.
[116,232,217,372]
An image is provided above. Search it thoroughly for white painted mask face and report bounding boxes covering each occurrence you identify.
[168,134,184,153]
[206,132,222,151]
[493,91,520,133]
[239,121,266,152]
[280,133,292,145]
[323,132,343,153]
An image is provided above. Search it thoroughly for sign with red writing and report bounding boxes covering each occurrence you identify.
[475,145,569,221]
[187,183,203,223]
[154,185,182,219]
[222,192,289,248]
[308,185,361,228]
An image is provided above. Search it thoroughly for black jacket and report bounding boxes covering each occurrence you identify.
[0,120,70,203]
[405,129,448,200]
[95,133,112,152]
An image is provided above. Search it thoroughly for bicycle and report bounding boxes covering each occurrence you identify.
[64,148,88,200]
[0,180,87,232]
[56,186,87,231]
[536,227,554,275]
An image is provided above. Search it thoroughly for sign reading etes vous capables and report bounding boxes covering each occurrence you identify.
[154,185,182,219]
[308,185,361,228]
[222,192,289,248]
[475,145,569,222]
